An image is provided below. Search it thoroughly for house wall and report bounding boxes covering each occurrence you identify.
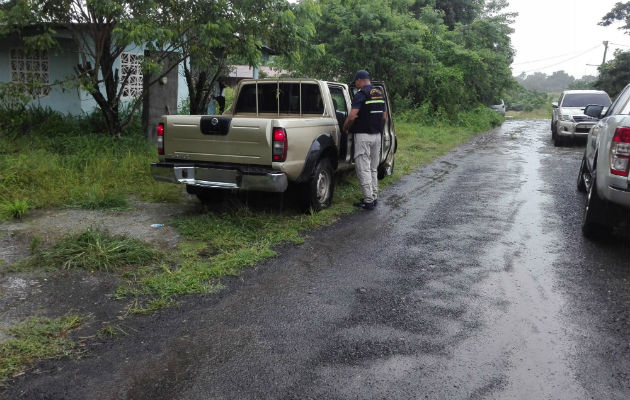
[0,34,189,116]
[0,36,84,114]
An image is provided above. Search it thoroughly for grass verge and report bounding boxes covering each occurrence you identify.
[21,228,160,272]
[4,107,501,310]
[0,315,81,385]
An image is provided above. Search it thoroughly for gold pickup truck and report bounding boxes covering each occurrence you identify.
[151,79,397,211]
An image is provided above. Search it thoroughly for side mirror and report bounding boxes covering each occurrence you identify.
[551,102,558,108]
[584,104,605,119]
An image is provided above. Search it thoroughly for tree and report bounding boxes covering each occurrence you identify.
[279,0,514,115]
[593,50,630,97]
[599,1,630,34]
[0,0,184,136]
[173,0,318,115]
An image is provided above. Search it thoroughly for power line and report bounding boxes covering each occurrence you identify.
[609,42,630,48]
[512,45,600,66]
[519,45,602,75]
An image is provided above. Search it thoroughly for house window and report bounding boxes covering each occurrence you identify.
[9,49,50,97]
[121,52,143,98]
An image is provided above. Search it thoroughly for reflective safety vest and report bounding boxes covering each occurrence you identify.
[350,85,386,134]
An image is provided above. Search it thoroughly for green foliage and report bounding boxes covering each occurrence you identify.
[276,0,514,116]
[27,228,159,272]
[504,84,550,112]
[594,50,630,98]
[0,315,81,384]
[0,199,29,219]
[516,70,577,93]
[599,1,630,33]
[0,108,181,218]
[0,199,29,220]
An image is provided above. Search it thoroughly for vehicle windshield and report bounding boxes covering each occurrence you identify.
[562,93,611,107]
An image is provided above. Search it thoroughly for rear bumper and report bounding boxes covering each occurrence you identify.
[151,162,288,193]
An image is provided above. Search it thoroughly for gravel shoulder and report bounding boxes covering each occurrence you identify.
[0,199,197,342]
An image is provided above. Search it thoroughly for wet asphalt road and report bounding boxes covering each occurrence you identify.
[5,119,630,399]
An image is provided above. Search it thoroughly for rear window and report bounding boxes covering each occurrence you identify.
[561,93,611,107]
[234,82,324,115]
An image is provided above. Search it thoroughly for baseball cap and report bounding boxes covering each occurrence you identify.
[354,70,370,80]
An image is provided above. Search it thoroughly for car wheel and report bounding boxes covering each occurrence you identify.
[377,157,395,180]
[551,120,557,135]
[553,134,563,147]
[582,176,611,239]
[576,155,588,192]
[304,158,334,212]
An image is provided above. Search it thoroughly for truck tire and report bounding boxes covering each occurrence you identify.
[377,157,395,180]
[186,185,226,204]
[304,158,334,212]
[582,176,610,239]
[576,155,587,193]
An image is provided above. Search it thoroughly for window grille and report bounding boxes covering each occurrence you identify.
[121,52,143,98]
[9,49,50,97]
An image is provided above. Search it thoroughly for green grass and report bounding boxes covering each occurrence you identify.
[0,110,182,220]
[0,315,81,385]
[0,199,29,219]
[25,228,160,272]
[2,106,501,311]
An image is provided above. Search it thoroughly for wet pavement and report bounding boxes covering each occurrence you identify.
[3,119,629,399]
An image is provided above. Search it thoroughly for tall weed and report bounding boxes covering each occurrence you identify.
[0,107,180,219]
[28,228,159,272]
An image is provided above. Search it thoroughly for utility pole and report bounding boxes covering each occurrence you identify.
[602,41,609,65]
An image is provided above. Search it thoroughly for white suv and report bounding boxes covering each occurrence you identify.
[551,90,611,146]
[577,84,630,238]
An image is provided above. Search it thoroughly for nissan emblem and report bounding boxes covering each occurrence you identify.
[211,117,219,126]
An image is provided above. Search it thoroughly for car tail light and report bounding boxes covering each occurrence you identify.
[272,127,287,162]
[610,126,630,177]
[157,123,164,155]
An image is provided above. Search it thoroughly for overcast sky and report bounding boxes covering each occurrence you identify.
[506,0,630,78]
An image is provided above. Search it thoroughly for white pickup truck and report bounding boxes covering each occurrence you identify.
[150,79,397,211]
[577,83,630,238]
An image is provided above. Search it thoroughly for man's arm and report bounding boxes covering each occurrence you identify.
[343,108,359,133]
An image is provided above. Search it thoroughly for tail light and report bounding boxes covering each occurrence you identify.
[610,126,630,177]
[272,127,287,162]
[157,123,164,155]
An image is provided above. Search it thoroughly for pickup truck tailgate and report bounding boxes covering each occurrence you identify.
[164,116,272,165]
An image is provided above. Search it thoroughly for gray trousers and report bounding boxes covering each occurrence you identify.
[354,133,381,203]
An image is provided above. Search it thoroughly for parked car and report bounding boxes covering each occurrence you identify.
[551,90,612,147]
[490,99,505,115]
[576,83,630,238]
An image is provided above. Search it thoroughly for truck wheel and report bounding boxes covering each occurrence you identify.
[305,158,334,212]
[377,157,395,180]
[186,185,226,204]
[576,155,587,193]
[582,176,610,239]
[553,134,563,147]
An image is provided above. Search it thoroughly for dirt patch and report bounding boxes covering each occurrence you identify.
[0,199,199,341]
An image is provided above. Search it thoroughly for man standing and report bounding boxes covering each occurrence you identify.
[343,70,387,210]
